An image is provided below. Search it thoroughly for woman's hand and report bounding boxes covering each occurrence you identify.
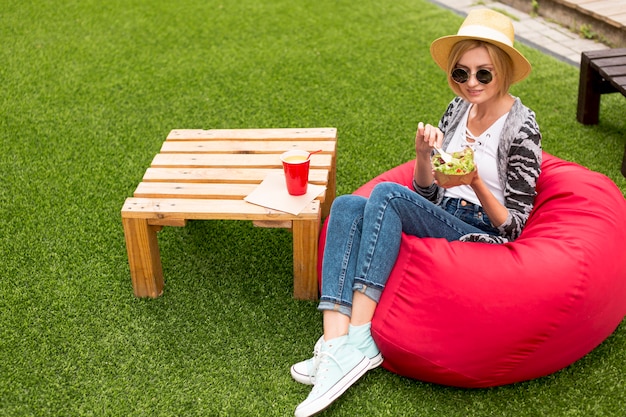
[415,122,443,156]
[413,122,443,188]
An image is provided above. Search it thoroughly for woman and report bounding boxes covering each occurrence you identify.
[291,9,542,417]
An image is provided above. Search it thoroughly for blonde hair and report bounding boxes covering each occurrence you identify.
[446,40,514,98]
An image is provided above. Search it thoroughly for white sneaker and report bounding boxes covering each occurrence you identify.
[291,335,382,385]
[290,336,323,385]
[294,336,370,417]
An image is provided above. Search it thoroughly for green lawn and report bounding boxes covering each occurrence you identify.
[1,0,624,416]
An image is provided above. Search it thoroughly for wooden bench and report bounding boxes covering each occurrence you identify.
[121,128,337,300]
[576,48,626,177]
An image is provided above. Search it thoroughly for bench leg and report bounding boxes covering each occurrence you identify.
[292,218,320,300]
[577,53,602,124]
[122,217,164,298]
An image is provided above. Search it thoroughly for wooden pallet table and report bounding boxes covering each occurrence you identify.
[121,128,337,300]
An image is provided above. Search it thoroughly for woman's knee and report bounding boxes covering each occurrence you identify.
[368,182,408,205]
[330,194,367,215]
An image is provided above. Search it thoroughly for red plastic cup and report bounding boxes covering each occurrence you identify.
[280,150,310,196]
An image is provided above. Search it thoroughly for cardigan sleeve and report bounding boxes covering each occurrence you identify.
[496,105,542,241]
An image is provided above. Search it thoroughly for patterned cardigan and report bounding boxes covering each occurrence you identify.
[414,96,542,243]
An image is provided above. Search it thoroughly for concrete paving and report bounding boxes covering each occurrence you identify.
[429,0,610,67]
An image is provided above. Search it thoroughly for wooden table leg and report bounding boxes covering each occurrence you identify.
[577,53,602,125]
[291,217,321,300]
[321,157,337,219]
[122,217,164,298]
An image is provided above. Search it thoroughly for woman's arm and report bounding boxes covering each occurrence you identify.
[469,174,509,227]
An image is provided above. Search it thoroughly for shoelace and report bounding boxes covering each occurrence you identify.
[309,345,321,383]
[311,351,345,393]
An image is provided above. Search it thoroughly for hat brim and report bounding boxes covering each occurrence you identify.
[430,35,532,84]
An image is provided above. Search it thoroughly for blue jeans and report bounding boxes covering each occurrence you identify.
[319,182,499,317]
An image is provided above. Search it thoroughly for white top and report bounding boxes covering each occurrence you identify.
[444,104,507,206]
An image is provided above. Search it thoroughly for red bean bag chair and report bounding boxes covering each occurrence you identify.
[317,152,626,387]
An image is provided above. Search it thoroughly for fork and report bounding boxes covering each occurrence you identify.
[433,146,453,163]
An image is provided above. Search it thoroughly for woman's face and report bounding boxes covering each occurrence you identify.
[453,46,501,105]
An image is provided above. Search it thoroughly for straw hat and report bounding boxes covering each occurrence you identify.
[430,9,531,84]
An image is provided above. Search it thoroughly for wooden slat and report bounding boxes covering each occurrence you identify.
[166,127,337,141]
[584,48,626,59]
[134,181,326,202]
[593,56,626,69]
[143,167,279,183]
[610,79,626,95]
[600,65,626,77]
[142,167,329,184]
[160,140,337,154]
[121,197,320,221]
[134,182,257,199]
[612,75,626,86]
[149,153,332,169]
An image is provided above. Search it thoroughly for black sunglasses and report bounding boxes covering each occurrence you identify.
[451,68,494,85]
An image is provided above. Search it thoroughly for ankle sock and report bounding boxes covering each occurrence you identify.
[348,322,371,340]
[348,322,376,351]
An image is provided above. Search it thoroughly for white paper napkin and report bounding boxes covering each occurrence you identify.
[244,172,326,215]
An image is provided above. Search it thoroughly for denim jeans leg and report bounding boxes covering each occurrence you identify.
[353,182,486,302]
[318,194,368,317]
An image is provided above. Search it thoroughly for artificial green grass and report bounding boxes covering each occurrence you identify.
[1,0,624,416]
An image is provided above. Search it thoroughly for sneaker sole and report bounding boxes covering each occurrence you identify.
[368,352,383,370]
[294,356,370,417]
[290,365,314,385]
[291,352,383,386]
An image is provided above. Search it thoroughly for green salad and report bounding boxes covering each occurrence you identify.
[432,147,475,175]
